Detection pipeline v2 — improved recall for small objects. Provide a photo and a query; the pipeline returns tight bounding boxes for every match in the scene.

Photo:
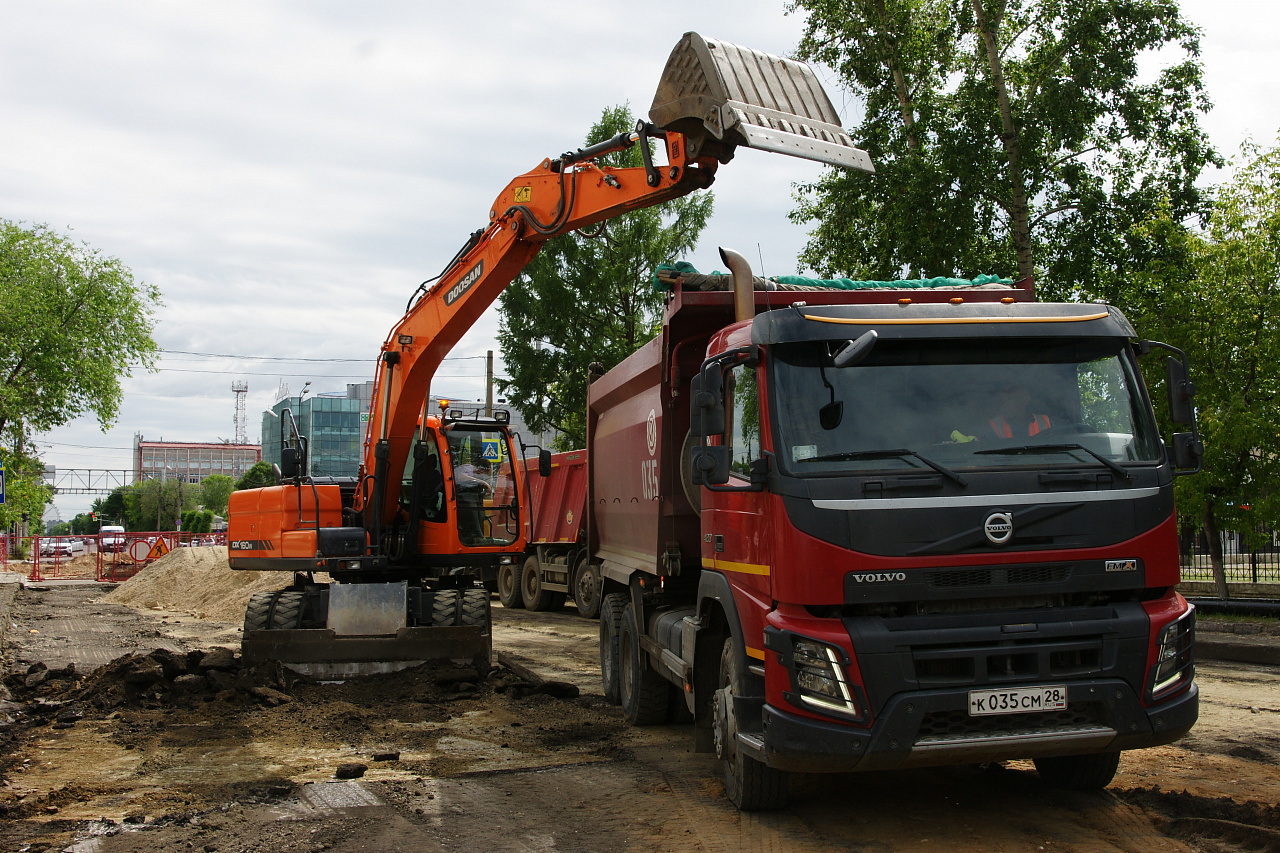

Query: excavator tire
[429,590,462,627]
[243,592,275,633]
[269,591,304,630]
[459,589,488,627]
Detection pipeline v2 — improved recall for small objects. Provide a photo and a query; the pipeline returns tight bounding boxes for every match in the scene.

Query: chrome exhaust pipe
[719,247,755,324]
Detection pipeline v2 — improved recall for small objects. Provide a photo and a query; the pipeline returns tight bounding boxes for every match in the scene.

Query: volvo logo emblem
[984,512,1014,545]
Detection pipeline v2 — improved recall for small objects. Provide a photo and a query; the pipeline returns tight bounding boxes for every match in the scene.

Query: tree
[1126,140,1280,597]
[496,105,713,449]
[0,221,161,444]
[0,446,51,537]
[199,474,234,517]
[788,0,1218,296]
[93,491,128,527]
[235,462,277,491]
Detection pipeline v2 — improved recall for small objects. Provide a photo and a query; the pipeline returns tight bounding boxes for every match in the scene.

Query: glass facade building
[261,382,374,478]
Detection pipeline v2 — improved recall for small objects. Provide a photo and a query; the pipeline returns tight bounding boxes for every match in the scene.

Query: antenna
[231,381,249,445]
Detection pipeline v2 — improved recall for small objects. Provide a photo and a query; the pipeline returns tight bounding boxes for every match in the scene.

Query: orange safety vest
[989,413,1051,438]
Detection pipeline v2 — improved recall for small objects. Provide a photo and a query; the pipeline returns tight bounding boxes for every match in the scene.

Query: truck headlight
[1148,606,1195,701]
[792,637,860,716]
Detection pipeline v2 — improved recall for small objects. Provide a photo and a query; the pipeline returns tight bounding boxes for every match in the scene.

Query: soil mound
[102,547,293,624]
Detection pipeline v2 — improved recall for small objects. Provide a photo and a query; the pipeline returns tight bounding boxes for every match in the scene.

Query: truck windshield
[769,337,1162,476]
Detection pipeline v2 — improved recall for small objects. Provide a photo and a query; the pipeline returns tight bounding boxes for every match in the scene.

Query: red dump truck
[499,450,595,615]
[579,251,1202,810]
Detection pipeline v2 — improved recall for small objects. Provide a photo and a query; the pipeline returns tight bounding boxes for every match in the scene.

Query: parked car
[39,540,74,557]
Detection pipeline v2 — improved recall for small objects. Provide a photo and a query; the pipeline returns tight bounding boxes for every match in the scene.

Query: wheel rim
[522,562,539,601]
[499,565,515,600]
[619,624,634,705]
[576,564,598,609]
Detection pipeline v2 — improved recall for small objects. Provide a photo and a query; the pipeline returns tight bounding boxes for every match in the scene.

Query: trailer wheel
[428,590,462,626]
[243,592,275,632]
[573,557,601,619]
[521,556,556,611]
[1033,752,1121,790]
[270,591,304,630]
[497,561,523,609]
[716,637,788,810]
[459,588,489,627]
[599,593,626,705]
[619,602,671,725]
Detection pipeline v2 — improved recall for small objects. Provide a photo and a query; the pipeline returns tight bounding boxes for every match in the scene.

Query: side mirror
[691,445,731,485]
[833,330,878,368]
[1166,356,1196,426]
[1171,433,1204,474]
[280,447,304,479]
[691,369,726,436]
[538,448,553,478]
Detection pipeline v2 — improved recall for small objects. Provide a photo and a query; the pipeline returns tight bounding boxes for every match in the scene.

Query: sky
[2,0,1275,524]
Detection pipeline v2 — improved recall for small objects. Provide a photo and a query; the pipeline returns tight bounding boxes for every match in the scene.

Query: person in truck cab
[989,382,1051,438]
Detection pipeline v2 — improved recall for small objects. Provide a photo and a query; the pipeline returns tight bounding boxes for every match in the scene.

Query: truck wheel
[497,561,523,609]
[429,590,462,626]
[716,637,788,810]
[459,588,489,627]
[521,556,554,611]
[243,592,275,632]
[619,602,671,725]
[1033,752,1121,790]
[270,591,304,630]
[599,593,626,704]
[574,558,601,619]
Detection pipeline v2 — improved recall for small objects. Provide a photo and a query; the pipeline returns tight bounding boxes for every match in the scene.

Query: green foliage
[235,461,278,491]
[0,221,161,446]
[93,491,128,527]
[49,521,70,536]
[0,446,52,532]
[497,105,713,449]
[180,509,213,534]
[1126,140,1280,538]
[789,0,1219,293]
[69,513,98,535]
[199,474,234,516]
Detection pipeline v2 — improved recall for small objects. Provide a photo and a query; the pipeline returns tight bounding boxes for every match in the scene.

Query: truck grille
[926,565,1071,589]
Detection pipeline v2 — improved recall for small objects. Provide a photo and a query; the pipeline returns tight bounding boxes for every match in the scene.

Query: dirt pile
[102,546,298,623]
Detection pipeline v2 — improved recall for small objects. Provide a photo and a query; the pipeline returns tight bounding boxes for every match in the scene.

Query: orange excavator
[226,32,873,676]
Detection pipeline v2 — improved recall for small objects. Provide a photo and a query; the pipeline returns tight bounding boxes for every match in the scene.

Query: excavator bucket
[650,32,874,173]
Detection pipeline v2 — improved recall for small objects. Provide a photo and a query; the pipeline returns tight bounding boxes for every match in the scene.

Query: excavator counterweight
[227,32,869,675]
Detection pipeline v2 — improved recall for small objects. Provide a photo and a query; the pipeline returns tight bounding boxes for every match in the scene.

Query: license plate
[968,684,1068,716]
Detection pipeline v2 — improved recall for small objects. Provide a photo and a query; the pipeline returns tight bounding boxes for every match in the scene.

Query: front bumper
[755,678,1197,773]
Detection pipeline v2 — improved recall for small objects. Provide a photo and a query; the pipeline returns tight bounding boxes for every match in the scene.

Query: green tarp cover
[654,261,1012,291]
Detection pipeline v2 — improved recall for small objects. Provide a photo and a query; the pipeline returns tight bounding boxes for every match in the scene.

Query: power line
[161,349,488,363]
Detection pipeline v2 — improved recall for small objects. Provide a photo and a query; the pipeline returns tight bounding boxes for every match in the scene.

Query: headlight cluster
[1148,606,1195,701]
[792,638,860,717]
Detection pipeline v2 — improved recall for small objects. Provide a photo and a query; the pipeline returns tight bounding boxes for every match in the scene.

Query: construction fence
[2,532,227,583]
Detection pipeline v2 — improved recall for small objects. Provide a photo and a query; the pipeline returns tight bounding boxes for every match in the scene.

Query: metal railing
[1179,525,1280,585]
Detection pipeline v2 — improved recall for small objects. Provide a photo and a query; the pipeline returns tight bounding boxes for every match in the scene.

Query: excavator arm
[359,32,874,532]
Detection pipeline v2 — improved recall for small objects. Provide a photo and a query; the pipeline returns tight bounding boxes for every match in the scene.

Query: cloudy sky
[3,1,1274,523]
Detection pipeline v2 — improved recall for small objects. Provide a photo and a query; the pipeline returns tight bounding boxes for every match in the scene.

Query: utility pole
[485,350,494,418]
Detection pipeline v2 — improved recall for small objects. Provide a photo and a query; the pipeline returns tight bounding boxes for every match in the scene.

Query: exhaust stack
[719,247,755,324]
[651,32,874,173]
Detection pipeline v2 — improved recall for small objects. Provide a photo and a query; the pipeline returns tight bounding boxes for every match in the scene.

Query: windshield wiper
[973,443,1133,481]
[806,448,967,487]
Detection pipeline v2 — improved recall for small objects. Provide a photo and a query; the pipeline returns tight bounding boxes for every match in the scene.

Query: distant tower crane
[232,381,249,445]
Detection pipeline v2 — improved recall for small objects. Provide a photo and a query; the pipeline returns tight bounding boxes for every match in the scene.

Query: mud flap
[242,626,491,679]
[650,32,875,173]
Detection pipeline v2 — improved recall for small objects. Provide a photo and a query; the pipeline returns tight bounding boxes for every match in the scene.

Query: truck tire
[573,557,601,619]
[521,556,555,611]
[269,591,304,630]
[243,592,275,632]
[619,602,671,725]
[1033,752,1121,790]
[497,561,523,609]
[599,593,626,705]
[459,588,489,627]
[429,590,462,627]
[717,637,788,810]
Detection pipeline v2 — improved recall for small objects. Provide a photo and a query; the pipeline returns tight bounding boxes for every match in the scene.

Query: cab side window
[726,364,761,479]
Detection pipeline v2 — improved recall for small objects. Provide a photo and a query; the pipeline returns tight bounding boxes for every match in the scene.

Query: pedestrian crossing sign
[481,438,502,462]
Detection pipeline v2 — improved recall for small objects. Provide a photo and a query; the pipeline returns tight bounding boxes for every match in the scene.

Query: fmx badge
[481,438,503,462]
[514,186,532,203]
[444,260,484,306]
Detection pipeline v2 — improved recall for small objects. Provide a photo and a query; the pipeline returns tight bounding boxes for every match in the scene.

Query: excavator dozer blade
[650,32,874,173]
[243,625,490,679]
